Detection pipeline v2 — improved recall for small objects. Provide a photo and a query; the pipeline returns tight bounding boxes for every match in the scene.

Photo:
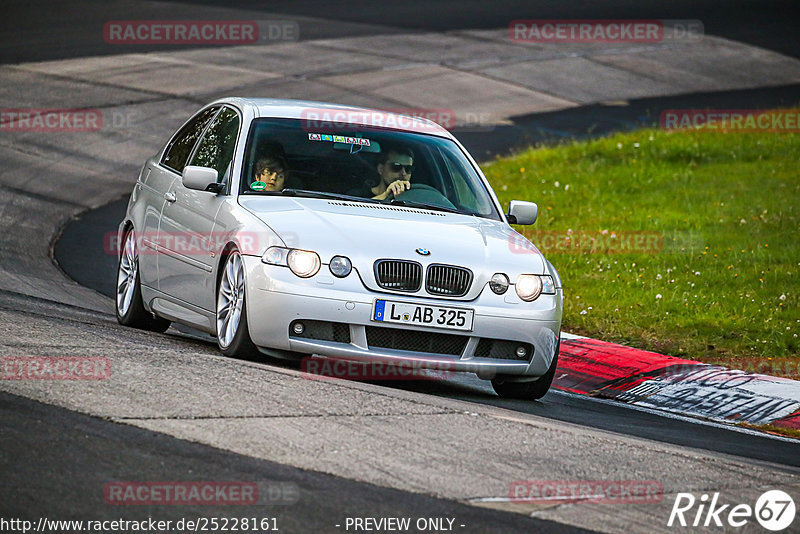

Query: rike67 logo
[668,490,795,531]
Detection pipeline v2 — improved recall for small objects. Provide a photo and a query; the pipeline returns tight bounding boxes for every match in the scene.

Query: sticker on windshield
[308,133,369,146]
[250,180,267,191]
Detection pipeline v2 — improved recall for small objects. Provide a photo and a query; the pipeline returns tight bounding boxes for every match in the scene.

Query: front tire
[216,250,259,359]
[115,228,171,332]
[491,341,559,400]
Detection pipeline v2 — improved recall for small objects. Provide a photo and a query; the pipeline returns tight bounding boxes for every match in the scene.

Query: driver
[348,145,414,200]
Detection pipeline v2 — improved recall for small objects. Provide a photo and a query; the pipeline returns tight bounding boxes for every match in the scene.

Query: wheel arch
[214,241,240,296]
[118,220,135,261]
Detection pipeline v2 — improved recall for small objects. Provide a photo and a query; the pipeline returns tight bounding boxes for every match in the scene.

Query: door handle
[164,192,177,203]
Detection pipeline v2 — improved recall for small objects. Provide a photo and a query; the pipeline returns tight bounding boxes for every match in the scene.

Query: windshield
[239,117,501,220]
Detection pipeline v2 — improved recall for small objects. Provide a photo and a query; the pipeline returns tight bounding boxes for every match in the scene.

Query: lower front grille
[474,338,534,361]
[289,321,532,362]
[366,326,467,355]
[290,320,351,343]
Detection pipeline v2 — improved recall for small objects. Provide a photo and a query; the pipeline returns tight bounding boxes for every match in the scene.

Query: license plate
[372,299,474,332]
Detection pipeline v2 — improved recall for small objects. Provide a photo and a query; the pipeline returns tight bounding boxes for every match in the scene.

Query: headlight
[515,274,557,301]
[329,255,352,278]
[515,274,543,301]
[489,273,509,295]
[261,246,288,265]
[287,249,321,278]
[540,275,556,295]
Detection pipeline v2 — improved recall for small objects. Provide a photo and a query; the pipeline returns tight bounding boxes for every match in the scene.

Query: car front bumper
[242,256,562,378]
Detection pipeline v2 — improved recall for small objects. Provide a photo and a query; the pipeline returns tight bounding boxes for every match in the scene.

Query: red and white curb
[556,333,800,432]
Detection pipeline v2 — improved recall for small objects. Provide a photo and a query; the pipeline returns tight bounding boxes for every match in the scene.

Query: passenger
[348,145,414,200]
[251,144,289,192]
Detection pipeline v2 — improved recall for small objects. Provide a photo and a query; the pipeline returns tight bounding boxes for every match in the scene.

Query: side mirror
[182,166,222,193]
[507,200,537,225]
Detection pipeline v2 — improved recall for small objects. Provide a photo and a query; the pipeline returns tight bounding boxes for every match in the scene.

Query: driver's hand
[385,180,411,198]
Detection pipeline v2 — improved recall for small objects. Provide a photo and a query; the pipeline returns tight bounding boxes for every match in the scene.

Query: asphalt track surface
[5,1,800,532]
[5,1,799,160]
[1,392,592,533]
[3,0,800,64]
[56,198,800,470]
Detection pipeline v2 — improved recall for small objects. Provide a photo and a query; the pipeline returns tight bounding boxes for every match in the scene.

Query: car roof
[214,97,454,139]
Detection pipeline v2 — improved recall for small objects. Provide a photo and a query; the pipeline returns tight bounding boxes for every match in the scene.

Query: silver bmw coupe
[116,98,563,399]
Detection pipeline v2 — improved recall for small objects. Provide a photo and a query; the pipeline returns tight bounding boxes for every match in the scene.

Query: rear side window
[161,106,219,173]
[189,107,240,182]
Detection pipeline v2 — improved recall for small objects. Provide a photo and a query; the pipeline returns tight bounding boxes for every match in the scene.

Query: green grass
[481,113,800,372]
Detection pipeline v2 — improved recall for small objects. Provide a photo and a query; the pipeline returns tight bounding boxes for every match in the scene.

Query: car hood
[239,196,546,297]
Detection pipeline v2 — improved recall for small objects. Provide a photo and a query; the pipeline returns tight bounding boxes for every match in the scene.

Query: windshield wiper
[388,198,462,214]
[280,189,379,203]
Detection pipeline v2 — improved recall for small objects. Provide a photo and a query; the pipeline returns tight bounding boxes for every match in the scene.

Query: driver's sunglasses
[388,162,414,173]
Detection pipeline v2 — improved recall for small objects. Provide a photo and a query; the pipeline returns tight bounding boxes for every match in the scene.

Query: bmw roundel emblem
[415,248,431,256]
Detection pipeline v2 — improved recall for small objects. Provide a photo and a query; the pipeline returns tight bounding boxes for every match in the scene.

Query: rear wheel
[216,250,259,358]
[115,229,171,332]
[491,341,559,400]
